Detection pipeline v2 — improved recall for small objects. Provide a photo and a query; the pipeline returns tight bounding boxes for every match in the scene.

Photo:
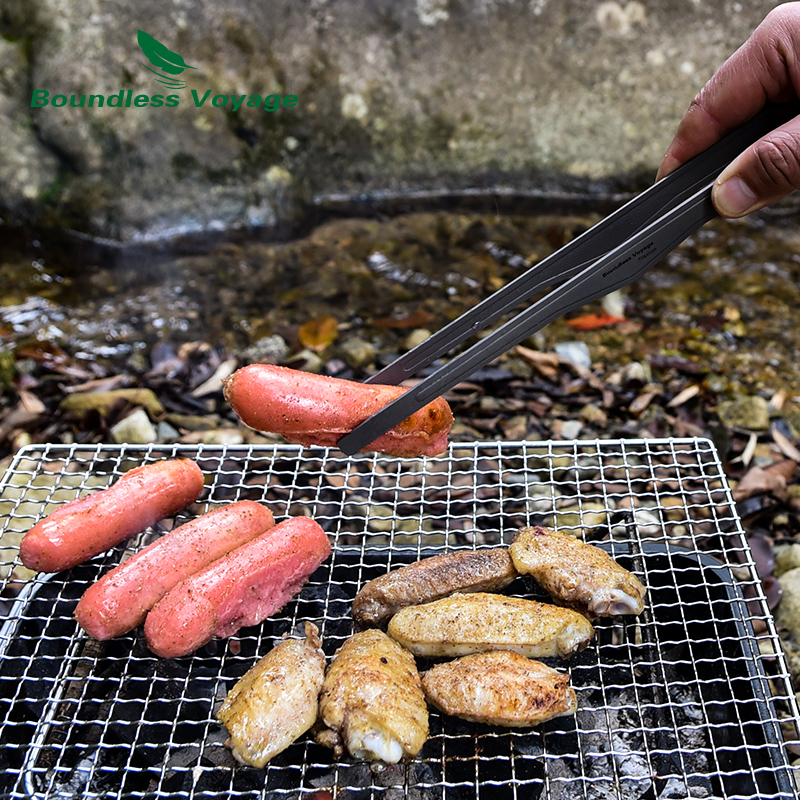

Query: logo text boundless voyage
[30,30,298,112]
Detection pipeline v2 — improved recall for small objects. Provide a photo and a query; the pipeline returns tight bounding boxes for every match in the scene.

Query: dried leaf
[771,424,800,462]
[514,346,560,380]
[732,462,793,502]
[373,309,436,329]
[629,391,658,417]
[298,315,339,352]
[566,312,626,331]
[667,383,701,408]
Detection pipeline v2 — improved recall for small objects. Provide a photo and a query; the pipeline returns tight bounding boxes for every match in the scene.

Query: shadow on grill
[0,542,795,800]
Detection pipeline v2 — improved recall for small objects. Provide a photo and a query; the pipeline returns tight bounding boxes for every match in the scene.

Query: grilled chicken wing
[421,650,577,727]
[352,549,518,627]
[509,526,646,617]
[217,622,325,767]
[387,592,594,659]
[315,629,429,763]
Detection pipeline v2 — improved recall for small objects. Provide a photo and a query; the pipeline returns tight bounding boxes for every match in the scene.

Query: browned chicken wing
[387,592,594,659]
[509,526,646,617]
[217,622,325,768]
[352,549,518,627]
[421,650,577,727]
[315,629,429,763]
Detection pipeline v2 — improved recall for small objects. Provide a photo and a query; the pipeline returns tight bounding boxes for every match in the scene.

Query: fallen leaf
[732,460,796,502]
[668,383,701,408]
[566,311,626,331]
[514,346,560,381]
[59,388,165,419]
[298,315,339,352]
[629,390,658,417]
[772,424,800,462]
[372,309,436,329]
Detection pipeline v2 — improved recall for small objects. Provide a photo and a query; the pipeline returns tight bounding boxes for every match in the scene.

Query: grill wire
[1,438,799,800]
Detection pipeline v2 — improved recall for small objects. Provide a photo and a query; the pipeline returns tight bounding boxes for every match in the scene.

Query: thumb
[712,120,800,218]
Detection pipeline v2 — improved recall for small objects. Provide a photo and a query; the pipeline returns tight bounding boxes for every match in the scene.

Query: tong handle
[366,99,800,387]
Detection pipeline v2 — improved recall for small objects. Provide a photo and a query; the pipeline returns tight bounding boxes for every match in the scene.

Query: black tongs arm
[338,100,800,456]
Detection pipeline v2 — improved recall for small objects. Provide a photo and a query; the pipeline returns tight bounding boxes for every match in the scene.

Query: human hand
[657,2,800,217]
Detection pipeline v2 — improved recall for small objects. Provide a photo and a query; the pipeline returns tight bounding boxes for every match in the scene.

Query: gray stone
[776,544,800,578]
[554,341,592,369]
[241,335,290,365]
[339,337,376,370]
[777,568,800,641]
[715,396,771,431]
[110,408,158,444]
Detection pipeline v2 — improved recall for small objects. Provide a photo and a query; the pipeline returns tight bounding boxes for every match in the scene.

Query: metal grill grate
[1,438,799,799]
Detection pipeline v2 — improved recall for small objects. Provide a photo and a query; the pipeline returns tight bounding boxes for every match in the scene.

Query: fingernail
[713,176,757,218]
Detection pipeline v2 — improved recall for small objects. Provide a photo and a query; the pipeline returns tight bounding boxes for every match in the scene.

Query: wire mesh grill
[0,438,799,800]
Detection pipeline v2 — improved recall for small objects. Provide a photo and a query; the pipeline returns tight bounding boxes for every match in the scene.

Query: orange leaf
[566,312,627,331]
[298,315,339,352]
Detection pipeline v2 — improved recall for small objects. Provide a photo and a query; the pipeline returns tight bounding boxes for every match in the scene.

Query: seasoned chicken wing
[421,650,577,727]
[315,629,429,763]
[387,592,594,659]
[352,549,518,627]
[217,622,325,768]
[509,526,646,617]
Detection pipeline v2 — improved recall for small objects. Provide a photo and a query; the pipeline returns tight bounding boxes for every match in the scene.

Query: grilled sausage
[222,364,453,458]
[19,459,205,573]
[143,516,331,658]
[74,500,275,640]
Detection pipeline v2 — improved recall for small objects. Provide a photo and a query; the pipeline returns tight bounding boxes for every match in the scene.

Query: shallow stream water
[2,205,800,401]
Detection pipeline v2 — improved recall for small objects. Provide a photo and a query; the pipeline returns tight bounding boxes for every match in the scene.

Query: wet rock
[557,419,584,440]
[715,396,770,432]
[339,337,376,370]
[110,408,157,445]
[775,544,800,578]
[553,341,591,369]
[546,502,609,532]
[403,328,432,352]
[60,389,165,419]
[178,429,245,445]
[241,335,290,365]
[776,568,800,641]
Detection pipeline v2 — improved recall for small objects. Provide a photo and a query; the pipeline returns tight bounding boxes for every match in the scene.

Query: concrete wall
[0,0,784,240]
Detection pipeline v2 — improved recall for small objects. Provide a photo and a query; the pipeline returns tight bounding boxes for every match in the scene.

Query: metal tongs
[338,100,800,455]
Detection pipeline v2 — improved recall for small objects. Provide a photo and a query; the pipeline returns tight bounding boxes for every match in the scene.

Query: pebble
[553,341,591,369]
[241,334,290,364]
[339,337,376,370]
[110,408,157,444]
[546,502,608,532]
[559,419,583,440]
[404,328,432,351]
[715,395,770,431]
[775,567,800,640]
[775,544,800,577]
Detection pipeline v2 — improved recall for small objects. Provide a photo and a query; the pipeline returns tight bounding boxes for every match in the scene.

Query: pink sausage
[74,500,275,640]
[19,459,205,573]
[223,364,453,458]
[144,516,331,659]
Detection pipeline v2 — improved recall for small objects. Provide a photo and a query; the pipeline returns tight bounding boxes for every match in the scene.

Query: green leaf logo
[137,30,196,90]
